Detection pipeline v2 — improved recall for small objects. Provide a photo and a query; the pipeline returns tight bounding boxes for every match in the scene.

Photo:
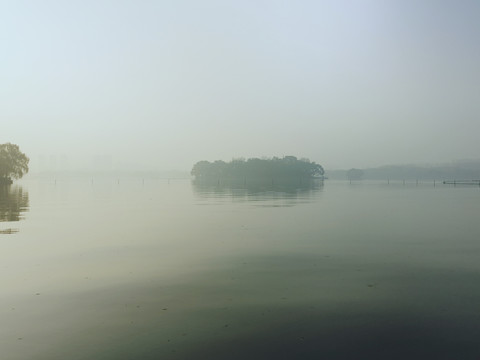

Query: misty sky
[2,0,479,172]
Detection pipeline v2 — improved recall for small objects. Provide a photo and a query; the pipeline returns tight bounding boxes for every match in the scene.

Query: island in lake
[191,156,324,181]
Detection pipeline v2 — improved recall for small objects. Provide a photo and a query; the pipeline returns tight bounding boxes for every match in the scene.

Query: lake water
[1,177,480,359]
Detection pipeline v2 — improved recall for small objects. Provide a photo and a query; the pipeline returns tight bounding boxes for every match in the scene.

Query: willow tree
[0,143,29,184]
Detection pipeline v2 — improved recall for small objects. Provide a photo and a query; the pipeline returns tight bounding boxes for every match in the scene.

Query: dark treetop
[191,156,324,181]
[0,143,29,185]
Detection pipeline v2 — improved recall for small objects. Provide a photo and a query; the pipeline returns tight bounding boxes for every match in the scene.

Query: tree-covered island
[191,156,324,181]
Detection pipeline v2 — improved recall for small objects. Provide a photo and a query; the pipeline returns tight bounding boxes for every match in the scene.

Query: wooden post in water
[416,179,418,186]
[403,179,405,186]
[387,179,389,185]
[434,180,436,187]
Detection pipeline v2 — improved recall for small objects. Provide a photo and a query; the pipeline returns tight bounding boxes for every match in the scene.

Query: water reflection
[192,178,323,206]
[0,185,29,234]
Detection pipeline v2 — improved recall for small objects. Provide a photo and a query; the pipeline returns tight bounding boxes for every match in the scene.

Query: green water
[1,178,480,359]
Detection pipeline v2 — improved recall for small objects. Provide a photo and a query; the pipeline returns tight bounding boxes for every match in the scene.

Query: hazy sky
[2,0,479,171]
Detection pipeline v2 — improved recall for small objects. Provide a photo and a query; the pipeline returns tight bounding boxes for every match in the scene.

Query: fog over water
[2,1,480,171]
[2,2,480,359]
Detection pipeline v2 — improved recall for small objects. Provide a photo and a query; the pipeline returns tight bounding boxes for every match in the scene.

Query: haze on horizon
[2,0,479,173]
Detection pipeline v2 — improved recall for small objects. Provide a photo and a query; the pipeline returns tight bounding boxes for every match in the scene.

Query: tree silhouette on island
[191,156,324,181]
[0,143,29,185]
[347,168,364,181]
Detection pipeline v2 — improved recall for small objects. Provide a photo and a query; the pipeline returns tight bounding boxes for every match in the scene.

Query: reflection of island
[192,178,323,206]
[0,185,29,234]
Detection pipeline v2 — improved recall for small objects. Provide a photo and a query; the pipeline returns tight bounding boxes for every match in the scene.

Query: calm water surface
[1,178,480,359]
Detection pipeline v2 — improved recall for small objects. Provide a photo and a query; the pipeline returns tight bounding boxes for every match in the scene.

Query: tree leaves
[0,143,29,182]
[191,156,324,180]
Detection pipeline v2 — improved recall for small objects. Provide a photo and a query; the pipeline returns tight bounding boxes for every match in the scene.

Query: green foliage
[0,143,29,183]
[191,156,324,180]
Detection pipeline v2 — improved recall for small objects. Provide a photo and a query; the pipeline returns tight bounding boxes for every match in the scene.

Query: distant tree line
[327,161,480,181]
[191,156,324,181]
[347,168,364,181]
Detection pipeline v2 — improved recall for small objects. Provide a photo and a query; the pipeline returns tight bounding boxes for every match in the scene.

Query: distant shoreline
[326,160,480,181]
